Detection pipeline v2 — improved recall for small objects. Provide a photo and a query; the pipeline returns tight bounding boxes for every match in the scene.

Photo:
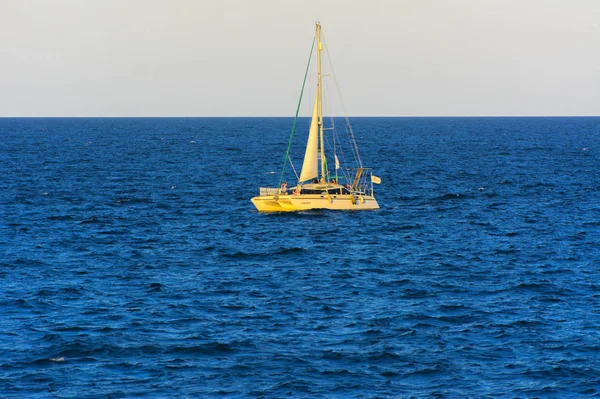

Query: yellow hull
[251,193,379,213]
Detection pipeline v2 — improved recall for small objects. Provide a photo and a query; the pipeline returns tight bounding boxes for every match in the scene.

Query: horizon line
[1,115,599,119]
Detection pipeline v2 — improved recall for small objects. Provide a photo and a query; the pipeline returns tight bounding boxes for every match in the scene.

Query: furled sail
[298,91,319,182]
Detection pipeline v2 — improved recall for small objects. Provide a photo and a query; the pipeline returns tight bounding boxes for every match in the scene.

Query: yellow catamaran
[251,23,380,213]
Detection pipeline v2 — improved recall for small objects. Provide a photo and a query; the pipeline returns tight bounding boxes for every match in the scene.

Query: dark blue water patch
[1,117,600,397]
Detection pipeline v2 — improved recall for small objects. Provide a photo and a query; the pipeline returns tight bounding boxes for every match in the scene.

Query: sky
[1,0,599,117]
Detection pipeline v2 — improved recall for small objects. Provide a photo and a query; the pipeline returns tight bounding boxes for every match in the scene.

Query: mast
[316,22,326,183]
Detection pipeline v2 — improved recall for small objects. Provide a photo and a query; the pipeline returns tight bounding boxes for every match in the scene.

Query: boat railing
[353,185,373,196]
[259,187,280,196]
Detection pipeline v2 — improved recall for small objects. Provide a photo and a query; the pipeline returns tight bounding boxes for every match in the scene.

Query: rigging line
[288,156,299,180]
[332,122,352,182]
[342,121,359,168]
[322,125,351,183]
[278,37,316,187]
[325,106,350,182]
[323,82,354,183]
[337,111,359,170]
[323,76,352,183]
[321,32,363,168]
[322,89,348,182]
[322,70,348,182]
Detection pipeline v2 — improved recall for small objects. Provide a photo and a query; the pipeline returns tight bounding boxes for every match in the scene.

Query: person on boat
[280,182,287,194]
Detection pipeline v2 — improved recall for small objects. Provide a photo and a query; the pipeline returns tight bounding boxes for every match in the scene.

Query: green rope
[278,37,316,187]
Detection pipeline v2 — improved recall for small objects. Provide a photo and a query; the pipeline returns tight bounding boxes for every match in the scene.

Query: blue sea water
[1,116,600,398]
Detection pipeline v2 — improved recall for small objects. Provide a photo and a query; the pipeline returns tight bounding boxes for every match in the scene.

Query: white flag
[334,155,340,170]
[371,175,381,184]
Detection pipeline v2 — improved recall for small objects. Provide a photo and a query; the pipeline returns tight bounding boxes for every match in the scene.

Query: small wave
[487,282,574,297]
[78,216,101,224]
[8,298,32,309]
[147,282,164,292]
[437,314,479,324]
[320,368,355,376]
[13,258,48,267]
[438,304,470,311]
[220,251,264,259]
[394,195,420,201]
[390,223,423,231]
[15,196,34,205]
[115,197,153,204]
[366,349,408,363]
[260,380,312,394]
[359,267,386,274]
[493,247,518,255]
[220,246,306,259]
[401,289,432,298]
[515,282,559,292]
[523,182,556,189]
[537,296,563,303]
[411,365,445,375]
[37,287,85,298]
[47,215,75,221]
[41,333,61,342]
[53,325,86,332]
[274,246,306,255]
[98,229,128,235]
[469,220,491,227]
[166,341,253,355]
[378,279,410,287]
[435,193,470,201]
[28,357,67,365]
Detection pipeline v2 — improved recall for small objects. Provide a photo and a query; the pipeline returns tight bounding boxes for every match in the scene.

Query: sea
[1,116,600,398]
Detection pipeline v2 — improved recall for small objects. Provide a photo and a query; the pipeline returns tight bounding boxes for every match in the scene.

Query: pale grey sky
[1,0,599,116]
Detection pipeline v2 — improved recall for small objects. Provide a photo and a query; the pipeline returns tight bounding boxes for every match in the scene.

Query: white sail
[298,91,320,182]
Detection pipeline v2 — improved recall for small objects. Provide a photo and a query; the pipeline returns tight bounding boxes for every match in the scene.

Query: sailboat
[251,23,380,213]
